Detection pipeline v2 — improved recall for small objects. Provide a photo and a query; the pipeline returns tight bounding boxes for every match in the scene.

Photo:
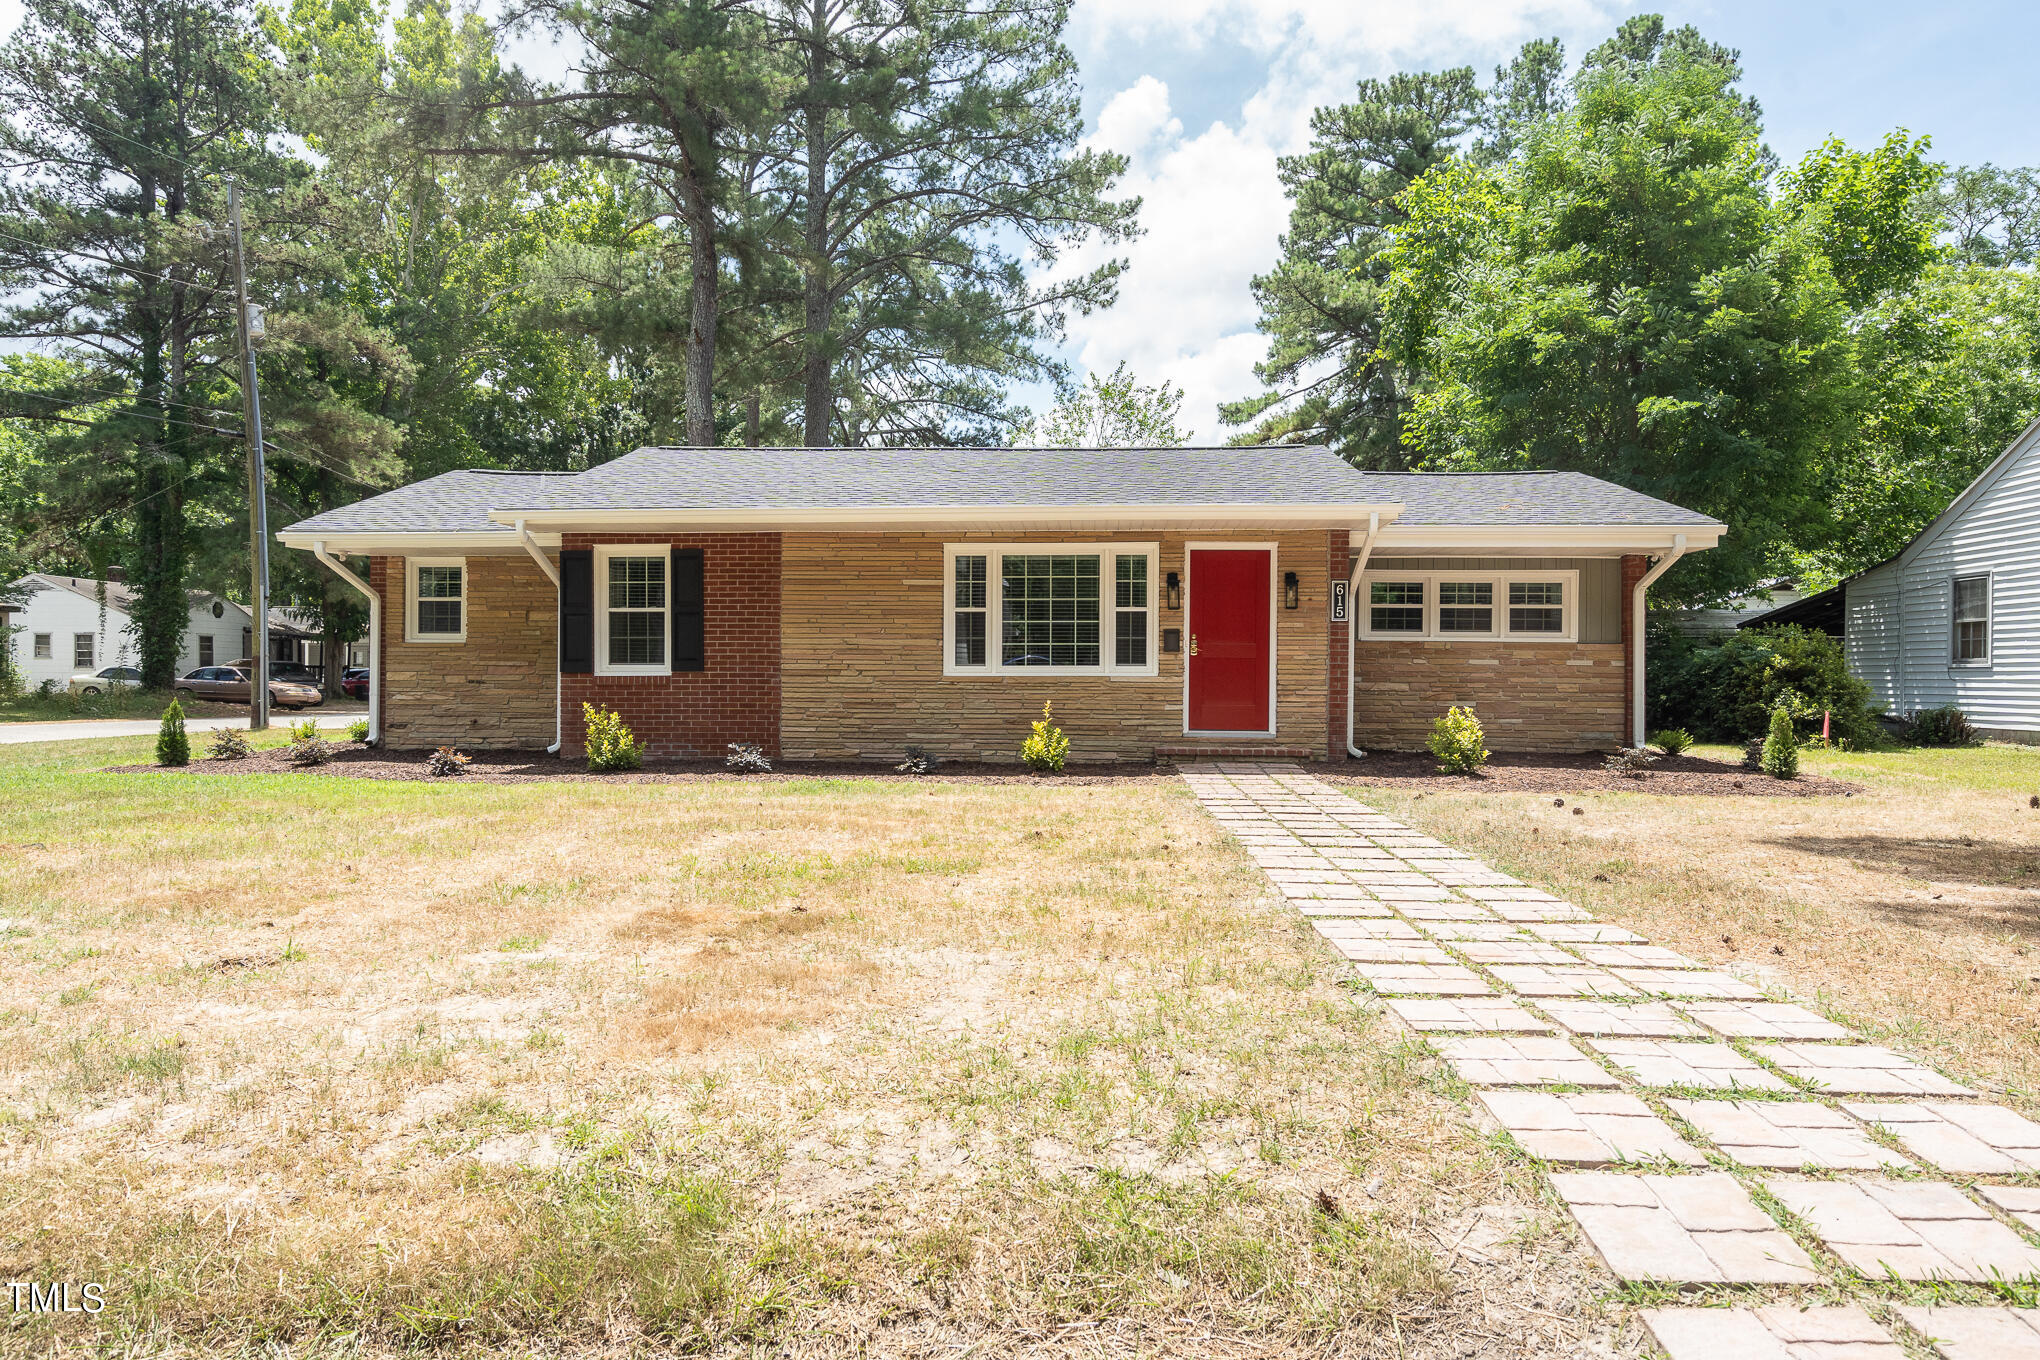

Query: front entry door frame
[1183,541,1278,737]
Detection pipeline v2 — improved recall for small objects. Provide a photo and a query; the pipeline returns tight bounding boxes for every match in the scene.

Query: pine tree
[1760,705,1799,780]
[156,698,190,766]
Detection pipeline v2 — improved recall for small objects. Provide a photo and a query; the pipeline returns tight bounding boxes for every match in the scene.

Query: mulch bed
[106,745,1172,786]
[1319,749,1859,798]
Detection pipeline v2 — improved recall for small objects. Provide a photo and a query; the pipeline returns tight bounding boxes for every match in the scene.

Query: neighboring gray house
[1744,416,2040,741]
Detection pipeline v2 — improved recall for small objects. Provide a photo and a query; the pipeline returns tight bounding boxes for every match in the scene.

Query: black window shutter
[671,547,705,672]
[559,549,593,674]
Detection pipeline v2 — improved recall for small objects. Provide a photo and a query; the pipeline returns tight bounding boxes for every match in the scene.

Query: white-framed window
[32,633,51,659]
[1952,574,1990,664]
[1359,570,1579,642]
[198,635,214,667]
[942,542,1159,677]
[595,546,668,675]
[73,633,94,669]
[404,557,466,643]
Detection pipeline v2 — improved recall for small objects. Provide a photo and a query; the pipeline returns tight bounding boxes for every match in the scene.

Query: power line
[0,387,383,487]
[0,224,239,303]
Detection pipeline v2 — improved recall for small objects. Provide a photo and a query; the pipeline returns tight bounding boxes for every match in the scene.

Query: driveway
[0,710,366,745]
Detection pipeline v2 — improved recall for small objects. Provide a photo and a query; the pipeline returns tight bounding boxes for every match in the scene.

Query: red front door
[1187,548,1271,733]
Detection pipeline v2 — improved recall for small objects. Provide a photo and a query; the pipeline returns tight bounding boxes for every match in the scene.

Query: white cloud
[1054,0,1619,441]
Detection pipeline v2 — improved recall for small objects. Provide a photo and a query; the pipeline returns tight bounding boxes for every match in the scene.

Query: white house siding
[4,577,254,690]
[1847,422,2040,738]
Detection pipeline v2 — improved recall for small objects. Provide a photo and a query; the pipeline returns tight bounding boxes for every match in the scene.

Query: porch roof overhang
[1366,522,1724,556]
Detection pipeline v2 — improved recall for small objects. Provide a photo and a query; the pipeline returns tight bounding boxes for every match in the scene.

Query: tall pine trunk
[801,12,831,448]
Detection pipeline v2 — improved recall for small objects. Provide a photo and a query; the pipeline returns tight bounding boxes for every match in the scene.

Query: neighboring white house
[1746,417,2040,741]
[1655,579,1810,637]
[2,575,258,691]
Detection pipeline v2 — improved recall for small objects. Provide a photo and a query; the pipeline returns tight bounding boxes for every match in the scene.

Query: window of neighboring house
[32,633,50,659]
[73,634,93,669]
[1952,575,1990,663]
[943,544,1158,677]
[595,548,667,674]
[1361,572,1578,641]
[405,558,466,642]
[198,635,214,667]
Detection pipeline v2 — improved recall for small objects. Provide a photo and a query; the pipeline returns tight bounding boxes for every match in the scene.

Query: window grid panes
[1508,581,1564,634]
[415,564,463,636]
[1114,554,1148,667]
[1953,576,1989,662]
[198,635,213,666]
[1370,581,1424,632]
[32,634,50,658]
[953,555,987,666]
[606,556,667,667]
[1437,580,1493,633]
[1000,554,1100,667]
[73,634,93,669]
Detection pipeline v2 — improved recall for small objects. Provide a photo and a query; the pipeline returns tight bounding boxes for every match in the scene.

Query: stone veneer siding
[370,554,557,749]
[780,529,1335,762]
[558,532,782,761]
[1352,640,1628,752]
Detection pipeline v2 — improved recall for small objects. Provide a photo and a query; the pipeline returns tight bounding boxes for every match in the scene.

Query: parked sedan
[339,667,369,700]
[67,666,144,696]
[174,666,325,710]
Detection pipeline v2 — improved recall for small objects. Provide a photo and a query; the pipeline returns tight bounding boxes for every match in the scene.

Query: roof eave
[1376,523,1723,552]
[481,503,1410,530]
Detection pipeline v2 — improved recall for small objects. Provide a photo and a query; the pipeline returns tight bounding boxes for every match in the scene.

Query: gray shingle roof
[276,447,1718,536]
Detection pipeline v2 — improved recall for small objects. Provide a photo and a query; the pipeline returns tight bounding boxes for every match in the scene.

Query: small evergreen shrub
[426,746,471,777]
[582,703,643,772]
[1904,705,1978,747]
[155,699,189,767]
[725,742,772,773]
[1428,706,1489,775]
[896,745,939,775]
[287,736,331,767]
[1648,728,1695,757]
[287,717,320,742]
[1604,747,1659,777]
[1742,738,1765,771]
[1020,701,1069,773]
[1760,705,1800,780]
[207,727,253,760]
[346,718,371,743]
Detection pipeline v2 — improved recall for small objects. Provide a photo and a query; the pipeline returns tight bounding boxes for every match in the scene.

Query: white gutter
[1345,512,1379,759]
[1629,533,1688,747]
[309,540,379,746]
[515,518,563,755]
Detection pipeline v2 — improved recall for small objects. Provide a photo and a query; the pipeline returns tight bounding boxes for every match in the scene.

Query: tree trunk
[800,6,832,447]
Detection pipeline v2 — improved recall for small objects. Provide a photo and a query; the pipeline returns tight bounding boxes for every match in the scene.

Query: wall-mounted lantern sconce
[1165,571,1181,610]
[1283,571,1300,610]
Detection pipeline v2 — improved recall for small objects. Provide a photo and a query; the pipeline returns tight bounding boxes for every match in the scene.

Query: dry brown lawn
[0,735,1629,1358]
[1359,743,2040,1108]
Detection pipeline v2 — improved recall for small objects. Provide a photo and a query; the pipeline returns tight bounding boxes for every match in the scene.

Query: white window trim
[941,542,1160,678]
[404,557,468,643]
[1182,541,1279,738]
[73,633,94,669]
[1358,569,1581,643]
[1950,572,1991,667]
[594,545,672,676]
[32,633,51,659]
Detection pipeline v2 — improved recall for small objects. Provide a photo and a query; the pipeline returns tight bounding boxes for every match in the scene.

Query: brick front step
[1158,744,1317,760]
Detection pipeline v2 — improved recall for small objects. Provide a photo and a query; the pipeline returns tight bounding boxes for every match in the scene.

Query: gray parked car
[174,666,324,710]
[67,666,143,696]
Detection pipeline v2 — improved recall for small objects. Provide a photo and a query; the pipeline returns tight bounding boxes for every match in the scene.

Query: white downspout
[1345,512,1379,759]
[309,540,380,746]
[1629,533,1688,748]
[515,518,564,755]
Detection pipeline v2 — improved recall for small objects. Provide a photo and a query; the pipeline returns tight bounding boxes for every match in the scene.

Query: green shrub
[287,736,330,767]
[207,727,253,760]
[155,699,189,767]
[426,746,471,777]
[1648,728,1695,757]
[1904,705,1978,747]
[1427,706,1489,775]
[346,718,371,743]
[1648,623,1882,747]
[583,703,643,772]
[1020,701,1068,773]
[287,717,320,742]
[1760,704,1799,779]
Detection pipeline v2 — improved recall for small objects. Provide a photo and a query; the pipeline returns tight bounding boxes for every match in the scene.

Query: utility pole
[228,181,270,731]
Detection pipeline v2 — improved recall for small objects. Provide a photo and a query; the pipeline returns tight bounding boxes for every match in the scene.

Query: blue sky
[4,0,2035,440]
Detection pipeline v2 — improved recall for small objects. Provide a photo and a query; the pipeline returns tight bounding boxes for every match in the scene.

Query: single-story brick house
[275,445,1721,762]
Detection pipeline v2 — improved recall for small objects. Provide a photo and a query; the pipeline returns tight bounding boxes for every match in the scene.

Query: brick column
[1620,553,1649,746]
[1327,529,1350,760]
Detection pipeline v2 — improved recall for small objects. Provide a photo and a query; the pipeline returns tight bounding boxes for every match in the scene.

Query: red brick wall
[559,533,781,760]
[1620,553,1648,747]
[1327,529,1350,758]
